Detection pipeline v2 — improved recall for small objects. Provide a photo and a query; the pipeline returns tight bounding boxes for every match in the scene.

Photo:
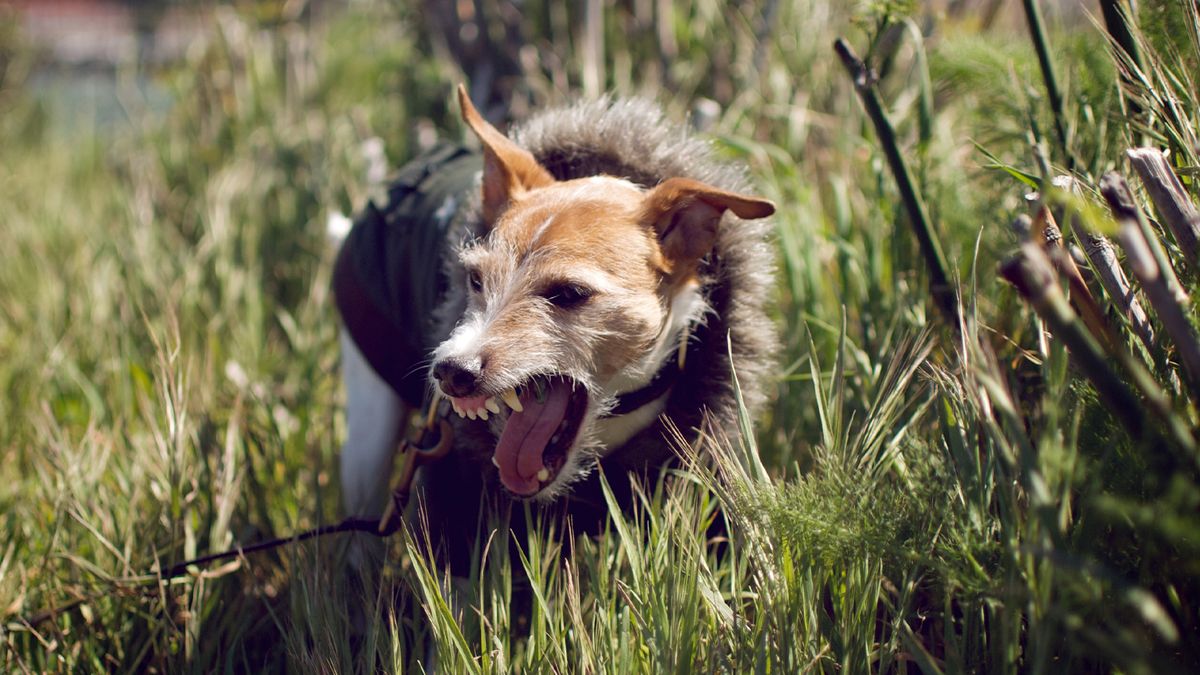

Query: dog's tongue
[493,380,570,495]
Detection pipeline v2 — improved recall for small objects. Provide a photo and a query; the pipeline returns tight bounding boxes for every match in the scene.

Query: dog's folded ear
[458,84,556,226]
[641,177,775,276]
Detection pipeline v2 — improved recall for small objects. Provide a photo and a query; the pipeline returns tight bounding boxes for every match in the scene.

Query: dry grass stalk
[1032,205,1115,351]
[1001,243,1148,440]
[1057,176,1157,353]
[1000,243,1196,458]
[1102,172,1200,406]
[1126,147,1200,265]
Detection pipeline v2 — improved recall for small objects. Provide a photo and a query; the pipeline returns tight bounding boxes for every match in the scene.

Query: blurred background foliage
[2,0,1200,671]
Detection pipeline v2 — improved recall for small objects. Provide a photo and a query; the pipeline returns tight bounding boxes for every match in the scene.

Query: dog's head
[431,85,774,500]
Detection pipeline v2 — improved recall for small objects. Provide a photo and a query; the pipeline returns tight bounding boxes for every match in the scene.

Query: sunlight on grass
[3,0,1200,671]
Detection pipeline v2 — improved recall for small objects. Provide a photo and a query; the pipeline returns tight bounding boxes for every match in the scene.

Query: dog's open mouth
[447,375,588,496]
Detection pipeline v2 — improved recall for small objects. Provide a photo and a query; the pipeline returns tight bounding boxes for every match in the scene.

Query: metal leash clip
[377,390,453,534]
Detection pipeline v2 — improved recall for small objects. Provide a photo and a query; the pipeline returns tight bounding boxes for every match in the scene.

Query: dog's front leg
[339,329,408,528]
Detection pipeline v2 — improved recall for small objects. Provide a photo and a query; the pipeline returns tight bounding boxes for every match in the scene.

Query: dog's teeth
[492,455,500,468]
[501,388,524,413]
[478,408,488,421]
[451,400,463,417]
[466,408,477,420]
[536,467,550,482]
[485,397,500,414]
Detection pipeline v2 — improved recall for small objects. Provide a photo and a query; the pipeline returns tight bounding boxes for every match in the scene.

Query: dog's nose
[432,359,481,398]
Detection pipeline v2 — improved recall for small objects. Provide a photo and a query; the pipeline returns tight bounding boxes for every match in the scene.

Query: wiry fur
[414,96,778,571]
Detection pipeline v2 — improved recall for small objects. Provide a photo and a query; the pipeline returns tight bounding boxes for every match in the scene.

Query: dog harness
[334,142,482,408]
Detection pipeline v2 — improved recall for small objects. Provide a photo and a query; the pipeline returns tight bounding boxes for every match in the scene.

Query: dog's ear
[458,84,555,226]
[642,177,775,275]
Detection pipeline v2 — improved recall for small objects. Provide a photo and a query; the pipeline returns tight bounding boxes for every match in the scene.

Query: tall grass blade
[1021,0,1074,170]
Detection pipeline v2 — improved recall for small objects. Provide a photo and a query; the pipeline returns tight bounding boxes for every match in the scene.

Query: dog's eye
[467,269,483,294]
[542,283,592,309]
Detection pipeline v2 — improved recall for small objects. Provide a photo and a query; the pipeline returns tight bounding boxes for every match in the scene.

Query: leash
[9,393,453,631]
[157,391,453,579]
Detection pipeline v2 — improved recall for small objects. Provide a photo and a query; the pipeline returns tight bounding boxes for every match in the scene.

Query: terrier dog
[334,86,776,571]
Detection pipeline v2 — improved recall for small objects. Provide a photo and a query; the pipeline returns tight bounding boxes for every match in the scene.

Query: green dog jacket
[333,142,481,407]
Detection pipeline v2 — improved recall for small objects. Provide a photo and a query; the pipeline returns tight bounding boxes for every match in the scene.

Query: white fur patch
[593,394,668,448]
[604,281,706,396]
[433,313,486,366]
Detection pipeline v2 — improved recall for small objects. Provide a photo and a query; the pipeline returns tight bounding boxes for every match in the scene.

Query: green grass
[3,0,1200,671]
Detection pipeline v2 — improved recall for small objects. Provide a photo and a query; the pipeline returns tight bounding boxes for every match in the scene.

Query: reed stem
[1021,0,1074,171]
[1102,172,1200,405]
[834,37,958,332]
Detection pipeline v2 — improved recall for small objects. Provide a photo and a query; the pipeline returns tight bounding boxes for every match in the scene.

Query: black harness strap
[602,361,680,418]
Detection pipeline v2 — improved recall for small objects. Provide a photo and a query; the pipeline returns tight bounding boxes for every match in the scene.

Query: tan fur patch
[461,177,668,390]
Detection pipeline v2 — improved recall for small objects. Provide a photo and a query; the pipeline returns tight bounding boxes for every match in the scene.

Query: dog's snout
[433,359,481,397]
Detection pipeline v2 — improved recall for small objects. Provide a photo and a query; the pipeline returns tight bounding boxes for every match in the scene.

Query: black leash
[7,515,401,632]
[156,515,397,580]
[156,412,454,580]
[158,358,681,578]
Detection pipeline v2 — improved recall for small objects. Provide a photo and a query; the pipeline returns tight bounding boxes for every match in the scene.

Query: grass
[2,0,1200,671]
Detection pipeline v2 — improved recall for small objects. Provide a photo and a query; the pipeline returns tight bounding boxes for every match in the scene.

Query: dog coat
[333,142,481,408]
[334,102,777,576]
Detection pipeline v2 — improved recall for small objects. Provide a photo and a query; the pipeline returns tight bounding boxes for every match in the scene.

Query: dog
[334,85,777,572]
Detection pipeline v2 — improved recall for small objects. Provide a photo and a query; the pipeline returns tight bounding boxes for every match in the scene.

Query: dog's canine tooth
[477,408,489,421]
[501,388,523,413]
[536,467,550,482]
[491,455,500,468]
[484,397,500,414]
[451,400,463,417]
